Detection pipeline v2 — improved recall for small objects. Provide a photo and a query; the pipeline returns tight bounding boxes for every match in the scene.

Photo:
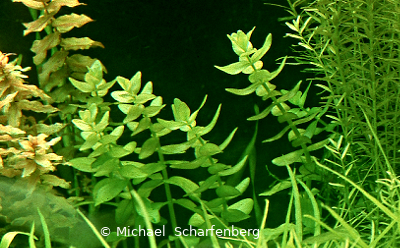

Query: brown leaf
[7,104,23,127]
[0,92,18,110]
[31,32,61,65]
[47,0,85,12]
[0,124,25,135]
[12,0,49,10]
[0,134,12,142]
[23,11,56,36]
[39,50,69,85]
[35,123,65,135]
[53,13,93,33]
[17,100,58,113]
[0,167,21,178]
[66,55,108,80]
[60,37,104,51]
[13,82,51,102]
[40,174,70,189]
[66,54,97,73]
[44,65,68,92]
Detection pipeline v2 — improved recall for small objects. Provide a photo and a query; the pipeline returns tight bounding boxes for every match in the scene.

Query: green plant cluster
[1,0,400,247]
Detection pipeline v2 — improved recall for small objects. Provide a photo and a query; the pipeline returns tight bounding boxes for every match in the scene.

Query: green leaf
[271,103,291,116]
[69,77,94,93]
[69,157,96,172]
[215,61,250,75]
[166,176,200,198]
[94,111,109,132]
[262,126,290,143]
[288,129,306,142]
[89,144,109,158]
[143,105,165,117]
[247,104,274,121]
[251,33,272,62]
[123,141,137,154]
[109,145,132,158]
[291,136,312,147]
[228,198,254,214]
[208,163,230,174]
[194,175,219,194]
[259,180,293,196]
[157,118,185,130]
[138,179,163,198]
[93,178,128,206]
[199,143,222,156]
[141,81,153,94]
[228,27,255,56]
[216,185,241,198]
[1,231,33,248]
[221,209,250,222]
[132,117,151,136]
[97,79,116,97]
[170,156,208,169]
[141,163,166,176]
[277,112,298,123]
[225,82,259,96]
[172,98,191,122]
[112,91,135,103]
[272,139,332,166]
[79,132,99,150]
[85,61,102,84]
[135,93,156,105]
[128,72,142,94]
[175,199,198,212]
[276,80,302,104]
[139,137,158,159]
[188,213,210,227]
[219,128,238,151]
[304,120,318,139]
[188,95,208,124]
[160,139,194,155]
[298,82,312,108]
[134,196,165,223]
[218,155,248,176]
[120,164,148,179]
[99,134,119,145]
[268,57,287,81]
[105,232,127,243]
[115,75,132,94]
[118,104,144,123]
[115,200,134,225]
[94,158,119,177]
[100,126,124,143]
[232,177,250,196]
[272,149,303,166]
[72,119,91,131]
[199,104,221,136]
[89,153,111,170]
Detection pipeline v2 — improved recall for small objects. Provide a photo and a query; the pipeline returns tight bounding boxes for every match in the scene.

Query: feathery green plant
[277,0,400,246]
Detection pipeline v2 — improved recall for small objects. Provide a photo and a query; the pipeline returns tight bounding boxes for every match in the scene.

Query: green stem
[152,133,180,248]
[246,55,314,172]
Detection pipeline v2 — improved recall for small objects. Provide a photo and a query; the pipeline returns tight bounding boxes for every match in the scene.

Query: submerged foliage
[1,0,400,247]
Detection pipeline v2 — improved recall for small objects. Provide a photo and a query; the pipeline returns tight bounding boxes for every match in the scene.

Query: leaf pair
[215,27,272,75]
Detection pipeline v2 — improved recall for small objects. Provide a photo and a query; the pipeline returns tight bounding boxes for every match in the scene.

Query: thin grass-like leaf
[37,208,51,248]
[77,209,111,248]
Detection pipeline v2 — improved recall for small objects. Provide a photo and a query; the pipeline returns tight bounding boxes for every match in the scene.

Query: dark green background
[0,0,310,227]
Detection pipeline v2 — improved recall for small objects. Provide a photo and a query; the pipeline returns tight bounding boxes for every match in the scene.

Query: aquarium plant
[0,0,400,247]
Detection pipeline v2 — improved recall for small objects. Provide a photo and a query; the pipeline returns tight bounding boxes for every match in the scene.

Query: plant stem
[153,134,181,248]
